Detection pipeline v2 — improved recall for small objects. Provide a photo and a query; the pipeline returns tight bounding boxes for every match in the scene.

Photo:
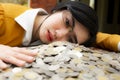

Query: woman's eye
[66,18,70,26]
[68,37,73,43]
[68,34,77,43]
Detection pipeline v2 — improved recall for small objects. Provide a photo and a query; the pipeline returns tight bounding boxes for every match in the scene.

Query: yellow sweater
[0,3,30,46]
[96,32,120,52]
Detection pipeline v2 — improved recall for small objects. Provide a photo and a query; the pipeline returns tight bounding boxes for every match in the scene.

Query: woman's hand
[0,44,37,69]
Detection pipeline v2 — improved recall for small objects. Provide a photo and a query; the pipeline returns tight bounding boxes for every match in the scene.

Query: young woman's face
[39,10,89,44]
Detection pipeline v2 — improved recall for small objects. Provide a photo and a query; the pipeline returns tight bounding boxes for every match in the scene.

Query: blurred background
[0,0,120,34]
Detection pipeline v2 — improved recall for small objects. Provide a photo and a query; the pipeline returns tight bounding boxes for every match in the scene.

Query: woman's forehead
[55,10,72,15]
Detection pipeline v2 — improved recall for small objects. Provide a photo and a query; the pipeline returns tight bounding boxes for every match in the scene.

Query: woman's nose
[55,28,70,40]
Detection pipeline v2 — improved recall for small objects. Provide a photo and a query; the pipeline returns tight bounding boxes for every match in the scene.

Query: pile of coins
[0,41,120,80]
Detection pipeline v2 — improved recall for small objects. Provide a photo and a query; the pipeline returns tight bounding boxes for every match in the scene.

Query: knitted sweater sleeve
[96,32,120,52]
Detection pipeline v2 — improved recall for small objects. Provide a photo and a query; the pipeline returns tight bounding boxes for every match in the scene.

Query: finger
[12,47,37,56]
[1,55,26,67]
[12,52,35,63]
[0,59,8,69]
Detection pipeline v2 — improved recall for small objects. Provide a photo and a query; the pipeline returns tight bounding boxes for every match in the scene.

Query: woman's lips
[47,30,53,42]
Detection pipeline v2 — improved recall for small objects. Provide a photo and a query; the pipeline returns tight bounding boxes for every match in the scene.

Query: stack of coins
[0,41,120,80]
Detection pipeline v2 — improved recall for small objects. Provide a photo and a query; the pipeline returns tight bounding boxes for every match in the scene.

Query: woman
[0,1,97,69]
[0,1,119,69]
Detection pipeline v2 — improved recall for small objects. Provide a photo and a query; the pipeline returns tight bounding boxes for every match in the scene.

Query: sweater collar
[15,8,48,46]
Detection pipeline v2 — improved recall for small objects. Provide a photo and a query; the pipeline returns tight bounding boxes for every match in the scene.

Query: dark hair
[52,1,99,47]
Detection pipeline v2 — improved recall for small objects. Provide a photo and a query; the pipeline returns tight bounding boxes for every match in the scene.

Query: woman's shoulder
[0,3,31,18]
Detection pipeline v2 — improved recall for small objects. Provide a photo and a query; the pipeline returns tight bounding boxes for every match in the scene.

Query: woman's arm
[96,32,120,52]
